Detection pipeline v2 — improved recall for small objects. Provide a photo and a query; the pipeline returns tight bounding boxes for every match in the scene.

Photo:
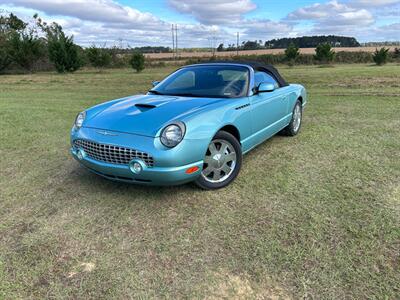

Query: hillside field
[145,46,398,59]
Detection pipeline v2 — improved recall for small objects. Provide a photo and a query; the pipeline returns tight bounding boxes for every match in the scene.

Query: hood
[84,94,221,137]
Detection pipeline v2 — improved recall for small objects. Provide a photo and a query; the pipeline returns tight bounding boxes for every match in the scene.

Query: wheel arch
[297,96,303,104]
[217,124,241,143]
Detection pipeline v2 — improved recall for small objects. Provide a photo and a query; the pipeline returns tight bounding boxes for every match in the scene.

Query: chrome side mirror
[257,83,275,93]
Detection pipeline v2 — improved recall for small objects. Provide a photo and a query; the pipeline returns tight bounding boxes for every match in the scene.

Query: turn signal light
[186,166,199,174]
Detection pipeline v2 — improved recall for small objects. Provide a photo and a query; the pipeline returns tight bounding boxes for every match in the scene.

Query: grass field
[0,64,399,299]
[145,46,399,59]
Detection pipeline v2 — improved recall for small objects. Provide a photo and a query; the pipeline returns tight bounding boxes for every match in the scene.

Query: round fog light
[77,150,84,160]
[130,162,143,174]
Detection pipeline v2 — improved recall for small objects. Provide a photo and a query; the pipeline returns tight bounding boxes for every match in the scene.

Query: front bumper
[70,127,206,185]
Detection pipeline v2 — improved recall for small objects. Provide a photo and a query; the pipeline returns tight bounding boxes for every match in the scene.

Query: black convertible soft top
[195,61,289,87]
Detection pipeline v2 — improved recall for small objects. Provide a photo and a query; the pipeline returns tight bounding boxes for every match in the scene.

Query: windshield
[150,65,249,98]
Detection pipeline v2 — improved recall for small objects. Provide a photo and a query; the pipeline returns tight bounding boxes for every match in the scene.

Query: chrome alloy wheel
[201,139,237,183]
[293,104,302,133]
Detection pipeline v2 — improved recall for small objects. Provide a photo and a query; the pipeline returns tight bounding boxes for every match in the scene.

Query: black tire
[281,100,302,136]
[195,131,242,190]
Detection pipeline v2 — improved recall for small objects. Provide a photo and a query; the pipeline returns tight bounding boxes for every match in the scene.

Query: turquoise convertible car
[71,62,306,189]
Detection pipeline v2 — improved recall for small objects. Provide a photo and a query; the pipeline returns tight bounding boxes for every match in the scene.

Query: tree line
[0,13,146,74]
[194,43,399,67]
[1,13,398,74]
[283,43,397,66]
[217,35,361,52]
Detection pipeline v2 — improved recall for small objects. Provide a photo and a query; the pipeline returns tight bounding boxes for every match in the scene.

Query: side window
[254,71,279,89]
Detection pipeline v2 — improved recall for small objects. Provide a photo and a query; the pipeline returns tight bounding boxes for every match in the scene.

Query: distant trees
[86,46,111,69]
[265,35,360,49]
[130,46,170,53]
[130,52,145,73]
[284,43,300,66]
[242,40,262,50]
[315,43,335,64]
[1,14,397,74]
[373,48,389,65]
[215,35,360,52]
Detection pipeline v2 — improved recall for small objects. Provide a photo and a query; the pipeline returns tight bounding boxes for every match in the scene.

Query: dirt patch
[207,271,291,300]
[67,262,96,278]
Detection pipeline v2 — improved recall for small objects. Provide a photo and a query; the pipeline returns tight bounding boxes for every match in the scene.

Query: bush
[0,13,23,72]
[314,43,335,64]
[373,48,390,66]
[36,17,81,73]
[394,48,400,59]
[86,46,111,69]
[0,39,11,72]
[1,13,45,72]
[284,43,300,66]
[108,46,128,68]
[130,52,145,73]
[335,51,373,64]
[8,31,45,71]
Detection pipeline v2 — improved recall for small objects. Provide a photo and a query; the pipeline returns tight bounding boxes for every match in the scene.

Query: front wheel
[195,131,242,190]
[281,100,302,136]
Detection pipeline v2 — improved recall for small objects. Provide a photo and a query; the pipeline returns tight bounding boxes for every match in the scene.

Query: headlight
[160,122,185,148]
[75,111,86,128]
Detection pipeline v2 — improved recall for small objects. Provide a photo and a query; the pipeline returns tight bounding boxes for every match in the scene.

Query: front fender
[181,97,252,151]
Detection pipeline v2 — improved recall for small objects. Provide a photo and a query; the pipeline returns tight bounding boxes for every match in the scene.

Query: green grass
[0,64,399,299]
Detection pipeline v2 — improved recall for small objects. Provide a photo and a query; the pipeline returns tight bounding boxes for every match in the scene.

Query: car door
[250,71,288,143]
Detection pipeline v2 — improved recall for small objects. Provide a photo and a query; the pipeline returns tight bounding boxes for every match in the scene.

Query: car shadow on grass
[69,163,198,196]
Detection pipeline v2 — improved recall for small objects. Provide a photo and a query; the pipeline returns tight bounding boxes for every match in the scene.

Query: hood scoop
[135,103,156,112]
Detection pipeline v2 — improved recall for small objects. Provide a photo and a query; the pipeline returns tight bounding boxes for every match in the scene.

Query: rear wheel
[281,100,302,136]
[195,131,242,190]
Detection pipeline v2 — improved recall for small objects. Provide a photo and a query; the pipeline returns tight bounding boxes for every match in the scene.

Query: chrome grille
[73,139,154,167]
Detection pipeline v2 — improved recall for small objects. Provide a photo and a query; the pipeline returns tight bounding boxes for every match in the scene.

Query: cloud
[168,0,256,25]
[287,0,375,35]
[373,22,400,40]
[239,19,293,39]
[349,0,400,7]
[287,0,351,19]
[0,0,167,30]
[1,0,399,46]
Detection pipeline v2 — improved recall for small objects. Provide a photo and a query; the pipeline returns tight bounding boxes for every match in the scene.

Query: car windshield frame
[149,65,250,99]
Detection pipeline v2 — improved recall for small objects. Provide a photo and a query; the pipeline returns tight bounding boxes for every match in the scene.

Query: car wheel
[195,131,242,190]
[281,100,302,136]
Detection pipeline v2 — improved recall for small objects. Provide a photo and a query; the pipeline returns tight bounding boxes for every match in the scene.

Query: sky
[0,0,399,48]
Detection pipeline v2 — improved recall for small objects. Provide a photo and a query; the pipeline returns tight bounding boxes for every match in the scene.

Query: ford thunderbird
[70,62,307,189]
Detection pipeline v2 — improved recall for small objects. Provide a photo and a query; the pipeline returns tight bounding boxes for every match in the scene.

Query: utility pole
[175,24,178,58]
[172,24,174,58]
[171,24,175,59]
[237,32,239,56]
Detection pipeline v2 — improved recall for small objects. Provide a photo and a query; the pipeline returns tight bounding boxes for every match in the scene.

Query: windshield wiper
[148,90,164,95]
[172,93,205,98]
[175,93,232,98]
